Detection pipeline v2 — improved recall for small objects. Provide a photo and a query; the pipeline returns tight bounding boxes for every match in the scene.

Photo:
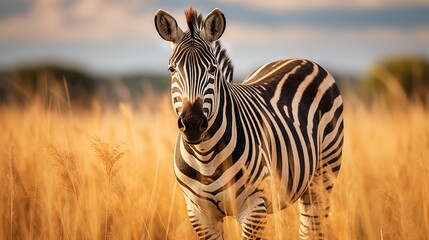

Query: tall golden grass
[0,89,428,239]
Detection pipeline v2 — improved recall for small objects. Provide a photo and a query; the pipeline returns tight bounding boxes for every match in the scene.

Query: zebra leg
[298,167,337,240]
[185,198,225,240]
[237,196,267,240]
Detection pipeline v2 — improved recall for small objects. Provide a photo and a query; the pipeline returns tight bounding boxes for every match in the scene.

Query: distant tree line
[0,56,428,109]
[361,56,429,103]
[0,64,170,109]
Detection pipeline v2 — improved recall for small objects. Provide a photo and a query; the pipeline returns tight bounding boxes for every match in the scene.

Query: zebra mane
[185,7,203,37]
[185,7,234,83]
[214,41,234,83]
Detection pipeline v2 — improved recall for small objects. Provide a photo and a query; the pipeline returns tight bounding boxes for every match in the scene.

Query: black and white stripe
[155,7,343,240]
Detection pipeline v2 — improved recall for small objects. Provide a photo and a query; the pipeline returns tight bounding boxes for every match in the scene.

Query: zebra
[154,7,343,240]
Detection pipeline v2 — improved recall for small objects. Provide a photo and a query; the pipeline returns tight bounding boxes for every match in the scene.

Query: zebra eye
[168,66,176,73]
[208,65,217,75]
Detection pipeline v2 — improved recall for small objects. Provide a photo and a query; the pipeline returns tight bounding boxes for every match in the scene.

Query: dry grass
[0,93,428,239]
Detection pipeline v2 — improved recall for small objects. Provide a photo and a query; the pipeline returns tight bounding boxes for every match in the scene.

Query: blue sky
[0,0,428,77]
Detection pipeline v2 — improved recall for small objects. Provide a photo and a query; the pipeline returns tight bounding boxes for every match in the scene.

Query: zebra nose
[178,116,208,133]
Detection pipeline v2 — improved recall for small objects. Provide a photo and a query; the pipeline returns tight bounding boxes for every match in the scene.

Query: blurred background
[1,2,429,239]
[0,0,428,106]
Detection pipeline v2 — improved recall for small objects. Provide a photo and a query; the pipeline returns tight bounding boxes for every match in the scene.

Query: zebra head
[155,7,226,144]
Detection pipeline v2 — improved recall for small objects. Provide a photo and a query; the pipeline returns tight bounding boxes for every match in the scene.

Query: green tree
[361,56,429,103]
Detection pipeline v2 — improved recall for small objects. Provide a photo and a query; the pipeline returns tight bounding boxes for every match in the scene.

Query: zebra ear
[155,9,184,43]
[204,8,226,43]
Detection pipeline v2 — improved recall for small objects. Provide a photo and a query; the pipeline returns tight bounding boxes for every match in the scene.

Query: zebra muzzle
[178,99,208,144]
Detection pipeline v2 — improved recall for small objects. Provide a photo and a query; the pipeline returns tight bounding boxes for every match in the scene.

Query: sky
[0,0,428,77]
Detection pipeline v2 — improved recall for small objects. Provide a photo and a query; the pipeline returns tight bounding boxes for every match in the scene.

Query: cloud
[224,22,429,45]
[0,0,155,42]
[1,0,427,43]
[222,22,429,74]
[218,0,429,11]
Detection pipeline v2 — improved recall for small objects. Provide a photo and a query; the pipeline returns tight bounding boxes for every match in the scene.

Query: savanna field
[0,82,428,240]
